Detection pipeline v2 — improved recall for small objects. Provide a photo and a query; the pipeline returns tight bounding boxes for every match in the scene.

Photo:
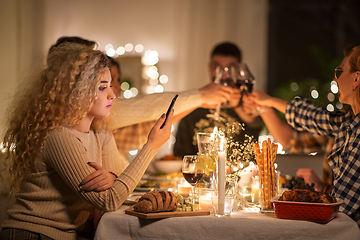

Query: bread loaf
[133,190,177,213]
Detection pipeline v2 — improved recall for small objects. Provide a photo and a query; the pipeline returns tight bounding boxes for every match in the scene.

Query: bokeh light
[121,82,130,91]
[130,87,138,97]
[154,84,164,93]
[330,81,338,94]
[159,75,169,84]
[336,102,343,109]
[106,48,116,57]
[290,82,299,91]
[116,46,125,55]
[326,104,334,112]
[327,93,335,102]
[123,89,132,99]
[135,44,144,53]
[311,90,319,99]
[105,44,113,51]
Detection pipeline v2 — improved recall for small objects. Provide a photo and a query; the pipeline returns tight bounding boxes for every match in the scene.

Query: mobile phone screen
[160,94,178,129]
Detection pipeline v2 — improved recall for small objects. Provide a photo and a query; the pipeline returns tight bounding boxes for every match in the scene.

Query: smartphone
[160,94,178,129]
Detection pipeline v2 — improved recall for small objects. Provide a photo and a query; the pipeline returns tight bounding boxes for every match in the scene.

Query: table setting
[95,63,360,239]
[95,132,360,240]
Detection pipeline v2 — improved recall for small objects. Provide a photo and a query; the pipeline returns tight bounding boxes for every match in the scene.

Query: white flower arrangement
[193,109,256,182]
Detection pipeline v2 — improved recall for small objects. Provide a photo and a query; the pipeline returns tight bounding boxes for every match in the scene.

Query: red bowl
[271,196,343,223]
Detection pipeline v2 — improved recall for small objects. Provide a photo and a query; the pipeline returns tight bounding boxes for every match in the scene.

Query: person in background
[173,42,263,158]
[107,56,122,97]
[243,41,360,194]
[249,45,360,227]
[0,43,173,239]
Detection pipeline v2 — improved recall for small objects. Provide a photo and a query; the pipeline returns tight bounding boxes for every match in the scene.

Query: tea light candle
[199,194,213,211]
[178,183,192,197]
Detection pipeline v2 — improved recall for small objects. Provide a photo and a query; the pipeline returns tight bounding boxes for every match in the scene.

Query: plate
[134,187,154,192]
[271,196,343,223]
[125,206,210,219]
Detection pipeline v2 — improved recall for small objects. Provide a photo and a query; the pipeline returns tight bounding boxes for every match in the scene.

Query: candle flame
[219,138,226,152]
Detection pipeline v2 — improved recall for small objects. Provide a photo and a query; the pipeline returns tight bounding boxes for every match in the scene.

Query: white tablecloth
[95,205,360,240]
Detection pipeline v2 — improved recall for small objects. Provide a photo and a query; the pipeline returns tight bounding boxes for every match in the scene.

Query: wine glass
[209,65,238,120]
[236,63,255,93]
[214,65,237,88]
[182,155,205,203]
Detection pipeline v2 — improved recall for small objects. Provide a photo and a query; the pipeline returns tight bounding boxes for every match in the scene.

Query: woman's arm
[249,90,288,113]
[258,108,295,147]
[45,113,172,211]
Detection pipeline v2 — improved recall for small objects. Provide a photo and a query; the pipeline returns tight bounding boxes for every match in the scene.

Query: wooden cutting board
[125,206,210,219]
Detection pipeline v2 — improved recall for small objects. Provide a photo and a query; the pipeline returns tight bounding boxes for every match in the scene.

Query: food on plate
[278,189,336,203]
[136,180,177,189]
[160,154,182,160]
[133,190,177,213]
[253,138,278,209]
[281,176,315,191]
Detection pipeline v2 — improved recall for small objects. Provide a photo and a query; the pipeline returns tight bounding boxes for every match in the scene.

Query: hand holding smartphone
[160,94,178,129]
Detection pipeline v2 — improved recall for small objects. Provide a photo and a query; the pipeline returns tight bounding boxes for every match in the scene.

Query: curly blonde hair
[2,43,110,193]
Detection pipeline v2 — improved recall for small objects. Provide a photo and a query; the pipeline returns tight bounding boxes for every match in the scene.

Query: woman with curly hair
[0,42,172,239]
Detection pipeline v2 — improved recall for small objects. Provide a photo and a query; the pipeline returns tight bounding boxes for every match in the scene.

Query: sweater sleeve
[44,128,157,211]
[109,89,202,129]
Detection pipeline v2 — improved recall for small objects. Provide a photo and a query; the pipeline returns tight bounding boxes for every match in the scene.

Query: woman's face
[87,67,116,119]
[335,56,358,105]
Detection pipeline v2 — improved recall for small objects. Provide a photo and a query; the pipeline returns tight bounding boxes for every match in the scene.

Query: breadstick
[271,143,278,196]
[253,143,265,207]
[262,140,270,209]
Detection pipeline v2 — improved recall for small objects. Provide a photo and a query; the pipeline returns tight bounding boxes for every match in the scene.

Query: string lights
[103,42,168,98]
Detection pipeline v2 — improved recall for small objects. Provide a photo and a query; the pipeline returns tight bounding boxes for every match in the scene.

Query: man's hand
[296,168,324,192]
[199,82,236,108]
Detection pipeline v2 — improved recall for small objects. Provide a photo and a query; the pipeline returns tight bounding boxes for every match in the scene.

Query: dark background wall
[267,0,360,105]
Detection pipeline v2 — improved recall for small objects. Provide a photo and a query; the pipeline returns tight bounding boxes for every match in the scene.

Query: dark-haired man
[173,42,263,157]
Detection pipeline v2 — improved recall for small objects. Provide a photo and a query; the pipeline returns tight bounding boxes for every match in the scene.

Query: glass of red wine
[236,63,255,93]
[182,155,205,203]
[214,65,237,88]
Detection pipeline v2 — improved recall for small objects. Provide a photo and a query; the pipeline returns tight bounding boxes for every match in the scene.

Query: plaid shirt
[286,130,334,189]
[286,98,360,227]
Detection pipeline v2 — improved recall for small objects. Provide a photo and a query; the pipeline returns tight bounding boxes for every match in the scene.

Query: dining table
[94,202,360,240]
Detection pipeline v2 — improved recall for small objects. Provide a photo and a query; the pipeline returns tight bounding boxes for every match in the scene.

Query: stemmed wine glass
[209,65,238,120]
[182,155,205,203]
[236,63,255,94]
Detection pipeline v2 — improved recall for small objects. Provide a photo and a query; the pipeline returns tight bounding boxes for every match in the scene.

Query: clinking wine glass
[214,65,237,88]
[210,65,238,120]
[236,63,255,94]
[182,155,205,203]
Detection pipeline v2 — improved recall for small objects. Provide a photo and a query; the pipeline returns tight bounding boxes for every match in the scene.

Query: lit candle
[177,182,192,197]
[199,195,213,212]
[218,138,226,215]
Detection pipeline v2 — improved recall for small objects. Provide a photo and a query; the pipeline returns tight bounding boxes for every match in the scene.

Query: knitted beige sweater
[1,127,157,240]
